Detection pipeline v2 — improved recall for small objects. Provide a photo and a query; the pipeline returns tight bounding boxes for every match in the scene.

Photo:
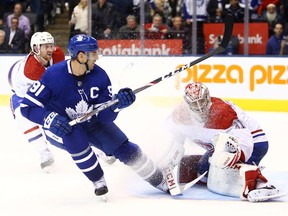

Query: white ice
[0,100,287,216]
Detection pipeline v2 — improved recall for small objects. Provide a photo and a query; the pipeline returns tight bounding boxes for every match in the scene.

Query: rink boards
[0,55,288,112]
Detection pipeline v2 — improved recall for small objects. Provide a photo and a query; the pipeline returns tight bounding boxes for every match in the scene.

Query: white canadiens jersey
[8,46,65,98]
[165,97,267,162]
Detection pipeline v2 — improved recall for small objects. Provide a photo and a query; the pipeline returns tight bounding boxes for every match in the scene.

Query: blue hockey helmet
[68,34,99,58]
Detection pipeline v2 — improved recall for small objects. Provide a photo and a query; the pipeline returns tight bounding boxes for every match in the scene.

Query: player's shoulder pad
[53,46,65,63]
[24,54,45,80]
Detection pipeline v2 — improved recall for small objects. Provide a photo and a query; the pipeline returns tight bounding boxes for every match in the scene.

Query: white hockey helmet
[30,31,54,54]
[184,82,211,119]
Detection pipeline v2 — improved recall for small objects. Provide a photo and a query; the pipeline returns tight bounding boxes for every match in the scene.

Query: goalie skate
[247,185,284,202]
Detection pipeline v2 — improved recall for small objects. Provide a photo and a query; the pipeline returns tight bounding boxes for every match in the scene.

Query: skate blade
[42,165,54,174]
[97,194,108,202]
[248,193,286,202]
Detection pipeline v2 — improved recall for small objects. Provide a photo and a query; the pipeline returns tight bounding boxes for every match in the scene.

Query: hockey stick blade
[69,15,234,126]
[178,171,208,194]
[164,164,207,196]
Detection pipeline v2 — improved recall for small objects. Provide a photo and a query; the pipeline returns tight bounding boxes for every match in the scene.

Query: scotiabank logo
[98,39,182,55]
[102,44,171,55]
[176,63,288,91]
[204,23,268,54]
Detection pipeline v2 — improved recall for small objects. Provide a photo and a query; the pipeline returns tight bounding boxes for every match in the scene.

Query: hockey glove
[113,88,136,109]
[43,112,72,137]
[209,133,242,169]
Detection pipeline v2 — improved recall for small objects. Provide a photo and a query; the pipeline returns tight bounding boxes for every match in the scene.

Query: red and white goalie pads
[207,163,281,201]
[209,133,242,168]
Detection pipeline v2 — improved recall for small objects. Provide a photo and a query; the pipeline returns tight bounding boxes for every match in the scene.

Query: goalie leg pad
[208,163,281,202]
[207,163,244,198]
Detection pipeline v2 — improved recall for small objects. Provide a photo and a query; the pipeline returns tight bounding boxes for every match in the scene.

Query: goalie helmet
[184,82,211,121]
[68,34,99,58]
[30,32,54,54]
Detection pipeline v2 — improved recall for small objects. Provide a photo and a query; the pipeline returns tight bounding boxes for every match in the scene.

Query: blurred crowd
[1,0,288,55]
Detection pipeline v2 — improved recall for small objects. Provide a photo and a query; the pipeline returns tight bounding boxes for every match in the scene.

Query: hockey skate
[102,155,116,165]
[94,147,116,165]
[40,149,54,173]
[93,176,108,201]
[247,184,283,202]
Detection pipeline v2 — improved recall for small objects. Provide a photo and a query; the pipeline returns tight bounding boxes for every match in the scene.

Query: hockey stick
[164,163,207,196]
[69,14,234,126]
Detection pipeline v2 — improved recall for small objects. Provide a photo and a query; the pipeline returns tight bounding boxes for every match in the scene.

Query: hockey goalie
[158,82,283,202]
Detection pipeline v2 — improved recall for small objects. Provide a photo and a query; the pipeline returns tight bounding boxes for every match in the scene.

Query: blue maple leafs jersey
[21,59,118,126]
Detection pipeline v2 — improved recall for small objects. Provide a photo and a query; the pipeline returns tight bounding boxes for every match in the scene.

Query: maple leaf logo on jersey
[65,100,94,121]
[76,35,84,41]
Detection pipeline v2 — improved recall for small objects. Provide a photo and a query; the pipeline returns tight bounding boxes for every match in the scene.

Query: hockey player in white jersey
[8,32,65,172]
[161,82,282,202]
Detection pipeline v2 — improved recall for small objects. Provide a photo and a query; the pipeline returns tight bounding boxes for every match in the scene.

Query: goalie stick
[69,14,234,126]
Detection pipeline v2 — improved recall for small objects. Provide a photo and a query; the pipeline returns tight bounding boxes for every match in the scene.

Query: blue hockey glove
[43,112,72,137]
[115,88,136,109]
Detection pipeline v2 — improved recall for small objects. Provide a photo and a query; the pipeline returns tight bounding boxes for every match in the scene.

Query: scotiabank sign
[98,39,183,55]
[204,23,268,55]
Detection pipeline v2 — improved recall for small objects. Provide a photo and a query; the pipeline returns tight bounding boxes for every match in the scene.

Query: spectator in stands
[207,0,230,23]
[280,0,288,33]
[130,0,153,24]
[69,0,88,39]
[148,0,165,18]
[6,3,31,40]
[266,22,284,55]
[0,18,7,30]
[4,16,25,53]
[91,0,117,39]
[66,0,79,19]
[162,0,184,28]
[257,0,281,17]
[106,0,134,30]
[166,15,189,53]
[183,0,209,54]
[145,13,168,39]
[260,4,283,37]
[223,0,245,22]
[280,33,288,54]
[27,0,53,31]
[0,29,10,53]
[117,15,140,39]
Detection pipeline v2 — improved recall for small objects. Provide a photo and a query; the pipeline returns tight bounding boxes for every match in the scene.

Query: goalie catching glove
[209,133,242,169]
[43,112,72,137]
[112,88,136,110]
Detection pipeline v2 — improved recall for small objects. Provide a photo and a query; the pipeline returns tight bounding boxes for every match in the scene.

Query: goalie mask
[184,82,211,121]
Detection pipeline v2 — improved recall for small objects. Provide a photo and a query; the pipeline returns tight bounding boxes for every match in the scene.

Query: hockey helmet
[30,32,54,52]
[184,82,211,118]
[68,34,99,58]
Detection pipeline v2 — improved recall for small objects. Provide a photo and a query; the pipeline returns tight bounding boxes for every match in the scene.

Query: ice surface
[0,102,287,216]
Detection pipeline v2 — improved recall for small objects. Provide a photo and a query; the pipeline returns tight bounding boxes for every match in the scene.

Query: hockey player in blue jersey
[20,34,168,197]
